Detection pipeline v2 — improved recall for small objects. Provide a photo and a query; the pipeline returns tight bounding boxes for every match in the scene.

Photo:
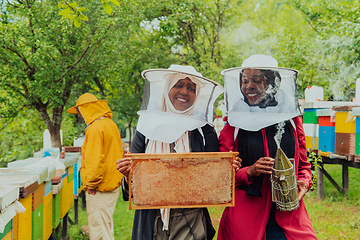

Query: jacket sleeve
[122,130,146,201]
[202,124,220,152]
[219,117,236,152]
[82,126,105,190]
[294,116,313,189]
[131,130,146,153]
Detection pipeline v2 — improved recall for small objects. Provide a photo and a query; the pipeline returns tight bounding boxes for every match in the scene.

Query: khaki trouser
[86,187,120,240]
[153,208,207,240]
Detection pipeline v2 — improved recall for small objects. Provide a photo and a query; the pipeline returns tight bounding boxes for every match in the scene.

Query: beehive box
[335,133,355,155]
[335,111,356,133]
[356,134,360,155]
[317,109,335,127]
[52,193,61,229]
[73,162,79,196]
[60,176,69,218]
[0,230,11,240]
[303,123,319,150]
[13,194,32,240]
[318,126,335,153]
[0,220,12,240]
[303,108,318,124]
[32,182,44,211]
[67,166,74,182]
[32,202,43,240]
[43,192,53,240]
[128,152,238,210]
[60,175,74,218]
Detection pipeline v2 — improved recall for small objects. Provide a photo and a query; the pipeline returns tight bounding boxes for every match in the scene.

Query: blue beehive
[73,162,78,196]
[318,126,335,153]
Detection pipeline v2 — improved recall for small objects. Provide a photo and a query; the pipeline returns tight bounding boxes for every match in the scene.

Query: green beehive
[356,133,360,155]
[52,193,61,229]
[303,109,318,124]
[0,219,12,239]
[32,202,43,240]
[67,167,74,183]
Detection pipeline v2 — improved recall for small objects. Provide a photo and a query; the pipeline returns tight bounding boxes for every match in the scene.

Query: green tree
[0,0,149,149]
[291,0,360,100]
[138,0,235,82]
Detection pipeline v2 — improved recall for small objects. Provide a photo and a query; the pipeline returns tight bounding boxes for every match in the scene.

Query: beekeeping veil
[222,54,301,131]
[137,65,224,143]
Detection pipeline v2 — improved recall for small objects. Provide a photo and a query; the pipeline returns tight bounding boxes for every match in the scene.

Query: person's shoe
[81,225,89,236]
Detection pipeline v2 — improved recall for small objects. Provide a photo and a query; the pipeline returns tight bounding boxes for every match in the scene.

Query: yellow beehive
[60,176,68,218]
[335,111,356,133]
[67,166,74,182]
[32,182,44,211]
[305,136,318,150]
[43,192,53,240]
[13,195,32,240]
[2,230,11,240]
[67,177,74,210]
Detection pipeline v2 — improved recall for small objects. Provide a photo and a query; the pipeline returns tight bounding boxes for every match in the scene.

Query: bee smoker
[270,148,299,211]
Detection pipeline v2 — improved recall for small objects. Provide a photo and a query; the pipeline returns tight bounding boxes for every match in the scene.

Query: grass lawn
[65,164,360,239]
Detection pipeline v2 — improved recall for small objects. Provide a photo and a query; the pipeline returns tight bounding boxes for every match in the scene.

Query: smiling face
[241,69,269,106]
[168,77,197,111]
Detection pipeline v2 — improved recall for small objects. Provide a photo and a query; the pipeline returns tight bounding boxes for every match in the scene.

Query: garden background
[1,0,360,239]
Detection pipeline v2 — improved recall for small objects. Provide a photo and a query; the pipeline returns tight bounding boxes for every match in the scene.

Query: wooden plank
[319,167,344,194]
[317,166,324,200]
[354,155,360,163]
[128,152,238,210]
[333,105,360,111]
[64,146,81,152]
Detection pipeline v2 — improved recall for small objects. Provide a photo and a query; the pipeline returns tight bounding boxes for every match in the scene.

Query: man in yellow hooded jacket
[68,93,123,240]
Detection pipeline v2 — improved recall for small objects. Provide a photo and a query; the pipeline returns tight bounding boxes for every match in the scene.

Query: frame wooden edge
[129,168,133,210]
[128,151,239,210]
[130,202,234,210]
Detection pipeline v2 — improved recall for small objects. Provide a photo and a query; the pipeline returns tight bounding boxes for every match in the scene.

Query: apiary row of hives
[302,101,360,160]
[0,150,81,240]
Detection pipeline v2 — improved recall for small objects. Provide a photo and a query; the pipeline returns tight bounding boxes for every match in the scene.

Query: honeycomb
[131,156,233,207]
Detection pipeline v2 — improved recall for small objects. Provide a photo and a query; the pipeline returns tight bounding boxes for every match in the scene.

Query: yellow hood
[78,101,113,125]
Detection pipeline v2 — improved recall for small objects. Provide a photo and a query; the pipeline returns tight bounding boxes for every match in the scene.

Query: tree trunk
[49,129,62,150]
[37,104,64,151]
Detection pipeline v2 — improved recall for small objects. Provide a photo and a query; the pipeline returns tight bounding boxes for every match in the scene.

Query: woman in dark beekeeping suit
[117,65,240,240]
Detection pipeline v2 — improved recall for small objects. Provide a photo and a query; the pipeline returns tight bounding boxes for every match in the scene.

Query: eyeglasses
[241,75,267,84]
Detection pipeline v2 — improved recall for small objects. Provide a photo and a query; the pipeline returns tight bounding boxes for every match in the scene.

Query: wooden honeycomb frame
[128,152,238,210]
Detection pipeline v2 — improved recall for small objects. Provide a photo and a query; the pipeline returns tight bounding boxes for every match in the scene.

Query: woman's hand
[116,157,132,183]
[297,180,308,201]
[247,157,274,178]
[232,157,242,173]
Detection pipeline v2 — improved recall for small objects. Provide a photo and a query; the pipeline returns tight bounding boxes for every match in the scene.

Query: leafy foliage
[0,0,150,151]
[0,108,44,164]
[2,0,360,163]
[58,0,120,27]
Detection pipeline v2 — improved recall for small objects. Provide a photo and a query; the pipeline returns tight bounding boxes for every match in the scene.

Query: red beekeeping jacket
[217,117,317,240]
